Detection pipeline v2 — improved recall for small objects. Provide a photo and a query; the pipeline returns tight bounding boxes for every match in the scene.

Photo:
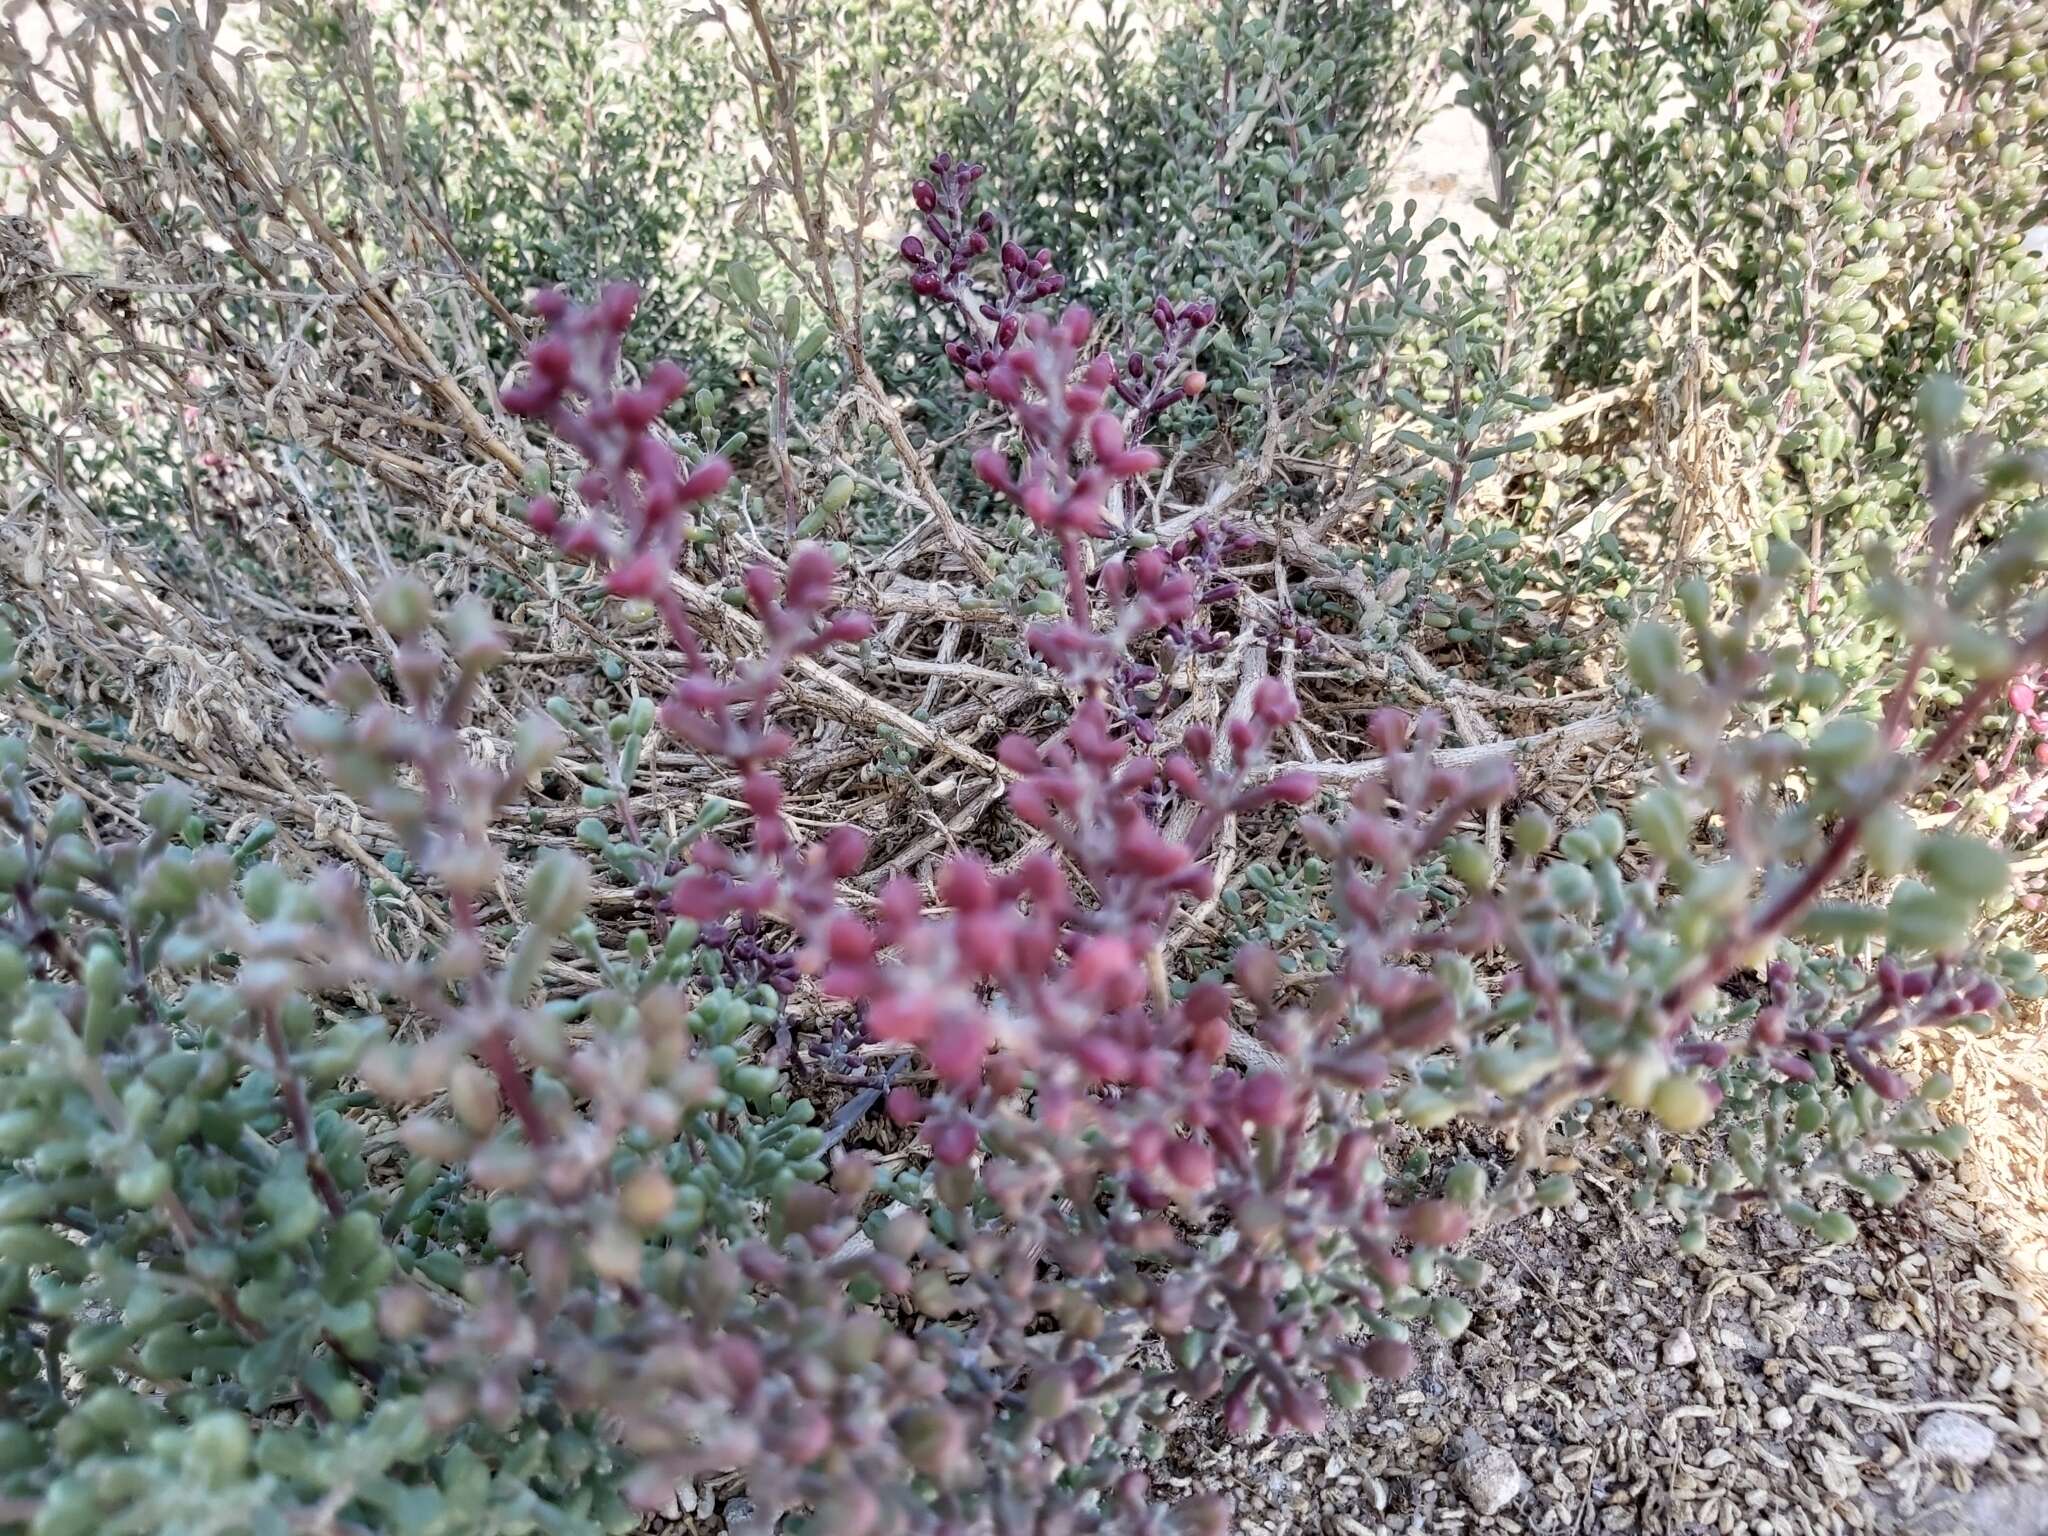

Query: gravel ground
[1153,1014,2048,1535]
[658,1001,2048,1535]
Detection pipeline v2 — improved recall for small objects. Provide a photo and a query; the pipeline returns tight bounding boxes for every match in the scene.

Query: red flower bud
[1252,677,1299,727]
[927,1012,991,1088]
[605,549,666,599]
[929,1118,977,1166]
[530,336,574,383]
[1239,1071,1292,1126]
[1164,1136,1215,1189]
[679,456,733,504]
[598,281,639,329]
[885,1085,926,1125]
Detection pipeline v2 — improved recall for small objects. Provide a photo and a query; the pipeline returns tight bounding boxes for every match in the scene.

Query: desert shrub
[4,279,2045,1531]
[4,2,2048,1535]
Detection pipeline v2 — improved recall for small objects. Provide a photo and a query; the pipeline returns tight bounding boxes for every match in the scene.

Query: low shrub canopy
[2,1,2046,1534]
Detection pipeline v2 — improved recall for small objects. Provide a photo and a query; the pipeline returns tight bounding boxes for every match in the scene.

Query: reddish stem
[478,1029,554,1149]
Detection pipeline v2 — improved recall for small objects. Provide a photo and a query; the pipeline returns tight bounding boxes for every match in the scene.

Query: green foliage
[0,611,825,1534]
[5,0,2048,1531]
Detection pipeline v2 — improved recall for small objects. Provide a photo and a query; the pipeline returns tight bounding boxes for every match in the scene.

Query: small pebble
[1663,1328,1698,1367]
[1456,1440,1525,1516]
[1765,1406,1793,1432]
[1916,1411,1998,1468]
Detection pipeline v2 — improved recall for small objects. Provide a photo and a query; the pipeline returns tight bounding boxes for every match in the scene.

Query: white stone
[1456,1442,1525,1516]
[1764,1406,1793,1432]
[1915,1410,1998,1469]
[1662,1328,1699,1367]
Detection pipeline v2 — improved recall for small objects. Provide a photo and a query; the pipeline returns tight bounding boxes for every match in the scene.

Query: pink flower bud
[743,563,779,615]
[1070,935,1136,996]
[1236,944,1280,1002]
[973,447,1014,491]
[1075,1035,1135,1083]
[741,772,784,820]
[1239,1071,1291,1126]
[786,543,838,609]
[1007,780,1051,828]
[1263,771,1318,805]
[605,549,666,599]
[559,520,606,560]
[927,1012,991,1088]
[870,993,937,1044]
[938,853,996,912]
[1089,410,1126,465]
[613,385,661,431]
[530,336,574,383]
[1772,1052,1817,1082]
[500,378,553,415]
[1252,677,1299,728]
[827,915,874,965]
[1750,1007,1787,1047]
[1282,1385,1327,1437]
[647,359,689,403]
[885,1085,926,1125]
[1163,1136,1215,1188]
[929,1118,977,1166]
[1367,708,1412,753]
[678,455,733,504]
[598,281,639,330]
[956,912,1016,976]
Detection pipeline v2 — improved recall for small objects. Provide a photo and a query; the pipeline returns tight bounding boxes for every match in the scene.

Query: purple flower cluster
[899,153,1212,424]
[1113,296,1215,428]
[297,280,2028,1536]
[899,154,1067,389]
